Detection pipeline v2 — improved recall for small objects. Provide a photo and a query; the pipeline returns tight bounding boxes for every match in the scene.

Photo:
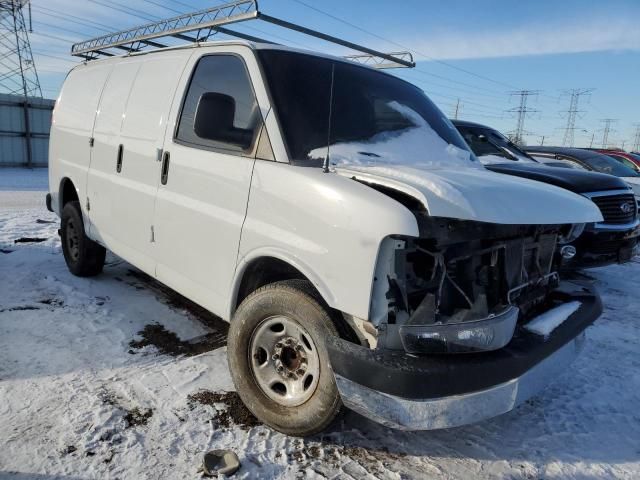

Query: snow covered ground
[1,167,639,479]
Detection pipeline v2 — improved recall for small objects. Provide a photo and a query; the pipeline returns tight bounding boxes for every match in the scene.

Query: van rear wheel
[227,279,342,436]
[61,201,106,277]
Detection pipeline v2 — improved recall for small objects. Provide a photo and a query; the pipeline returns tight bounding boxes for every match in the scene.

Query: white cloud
[404,17,640,61]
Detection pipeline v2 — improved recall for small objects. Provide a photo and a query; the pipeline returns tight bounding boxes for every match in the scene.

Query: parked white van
[48,41,604,436]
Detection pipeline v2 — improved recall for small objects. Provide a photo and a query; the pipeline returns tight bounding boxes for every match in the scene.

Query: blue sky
[25,0,640,148]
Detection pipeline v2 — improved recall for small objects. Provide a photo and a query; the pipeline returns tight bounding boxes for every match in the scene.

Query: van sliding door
[87,52,190,275]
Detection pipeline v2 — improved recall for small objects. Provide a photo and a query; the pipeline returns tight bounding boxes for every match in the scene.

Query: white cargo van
[47,41,604,436]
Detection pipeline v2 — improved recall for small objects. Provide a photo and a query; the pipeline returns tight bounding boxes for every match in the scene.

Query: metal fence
[0,92,54,167]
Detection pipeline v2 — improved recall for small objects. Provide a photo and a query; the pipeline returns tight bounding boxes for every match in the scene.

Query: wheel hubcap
[249,316,320,407]
[66,219,80,261]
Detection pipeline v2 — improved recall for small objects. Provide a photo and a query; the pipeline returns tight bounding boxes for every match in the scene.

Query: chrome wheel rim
[66,219,80,262]
[249,316,320,407]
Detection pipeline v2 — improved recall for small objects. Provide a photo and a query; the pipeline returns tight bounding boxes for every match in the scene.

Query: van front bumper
[327,281,601,430]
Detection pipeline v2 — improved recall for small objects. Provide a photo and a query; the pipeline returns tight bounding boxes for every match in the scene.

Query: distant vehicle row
[453,120,639,269]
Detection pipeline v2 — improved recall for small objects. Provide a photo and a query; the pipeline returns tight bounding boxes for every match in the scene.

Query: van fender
[227,246,338,320]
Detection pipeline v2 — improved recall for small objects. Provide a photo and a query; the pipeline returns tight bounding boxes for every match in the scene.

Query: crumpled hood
[336,164,604,224]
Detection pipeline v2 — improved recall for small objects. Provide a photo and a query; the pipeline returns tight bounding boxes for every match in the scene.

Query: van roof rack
[70,0,414,69]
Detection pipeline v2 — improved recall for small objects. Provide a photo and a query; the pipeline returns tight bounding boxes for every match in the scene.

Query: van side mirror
[194,92,253,150]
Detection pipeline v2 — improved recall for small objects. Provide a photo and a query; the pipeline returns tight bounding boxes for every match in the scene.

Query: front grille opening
[591,194,637,224]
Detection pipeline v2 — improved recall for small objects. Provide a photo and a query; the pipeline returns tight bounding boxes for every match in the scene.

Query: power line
[141,0,182,15]
[632,124,640,152]
[32,20,98,38]
[507,90,540,145]
[0,0,41,168]
[288,0,521,91]
[31,4,113,32]
[559,88,594,147]
[85,0,159,22]
[599,118,617,148]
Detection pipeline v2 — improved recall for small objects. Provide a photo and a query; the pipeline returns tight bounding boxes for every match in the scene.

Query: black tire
[61,201,106,277]
[227,279,342,436]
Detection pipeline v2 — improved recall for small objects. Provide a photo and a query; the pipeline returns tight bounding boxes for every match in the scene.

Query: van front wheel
[227,280,342,436]
[61,201,106,277]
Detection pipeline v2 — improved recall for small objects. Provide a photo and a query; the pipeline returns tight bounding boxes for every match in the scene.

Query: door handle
[116,144,124,173]
[160,151,170,185]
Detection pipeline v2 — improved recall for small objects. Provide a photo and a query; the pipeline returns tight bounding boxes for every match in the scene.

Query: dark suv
[453,120,640,268]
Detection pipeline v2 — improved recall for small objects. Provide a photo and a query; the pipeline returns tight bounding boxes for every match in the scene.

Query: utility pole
[508,90,539,146]
[453,98,462,120]
[600,119,617,149]
[560,88,593,147]
[632,124,640,152]
[0,0,41,168]
[589,132,595,148]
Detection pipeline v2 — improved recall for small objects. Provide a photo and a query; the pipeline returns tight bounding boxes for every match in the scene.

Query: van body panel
[89,51,191,274]
[48,63,112,217]
[153,47,261,317]
[235,161,419,320]
[87,60,140,244]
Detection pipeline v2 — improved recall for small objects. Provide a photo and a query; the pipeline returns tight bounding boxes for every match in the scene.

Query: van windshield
[258,49,477,169]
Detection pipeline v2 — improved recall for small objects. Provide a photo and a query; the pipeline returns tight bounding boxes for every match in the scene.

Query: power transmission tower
[508,90,539,146]
[0,0,41,167]
[452,98,462,120]
[560,88,593,147]
[600,119,617,149]
[0,0,41,97]
[632,124,640,152]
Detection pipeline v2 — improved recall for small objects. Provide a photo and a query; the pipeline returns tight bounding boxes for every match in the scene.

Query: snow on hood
[477,154,511,165]
[309,102,481,170]
[336,163,604,225]
[478,154,536,165]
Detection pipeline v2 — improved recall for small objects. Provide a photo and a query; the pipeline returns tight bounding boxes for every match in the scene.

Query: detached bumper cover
[327,281,602,430]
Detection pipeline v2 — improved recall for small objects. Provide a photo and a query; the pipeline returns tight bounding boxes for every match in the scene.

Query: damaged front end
[328,214,602,431]
[372,218,579,354]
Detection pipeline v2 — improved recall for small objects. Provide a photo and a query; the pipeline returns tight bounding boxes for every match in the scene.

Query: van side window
[176,55,260,154]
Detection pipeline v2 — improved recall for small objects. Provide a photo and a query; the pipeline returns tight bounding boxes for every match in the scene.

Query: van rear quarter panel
[49,62,112,215]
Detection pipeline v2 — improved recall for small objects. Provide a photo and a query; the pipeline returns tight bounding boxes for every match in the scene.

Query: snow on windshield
[308,102,479,170]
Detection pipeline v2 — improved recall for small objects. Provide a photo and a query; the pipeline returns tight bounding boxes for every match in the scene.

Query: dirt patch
[124,407,153,427]
[62,445,77,456]
[38,298,64,307]
[129,324,225,357]
[0,305,40,313]
[188,390,259,429]
[14,237,47,243]
[98,389,153,429]
[126,269,229,334]
[0,248,13,254]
